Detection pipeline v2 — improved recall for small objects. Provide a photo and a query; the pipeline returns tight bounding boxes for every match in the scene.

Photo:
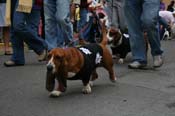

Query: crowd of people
[1,0,173,69]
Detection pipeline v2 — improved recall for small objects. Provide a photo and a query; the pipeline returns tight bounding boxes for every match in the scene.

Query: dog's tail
[100,19,108,46]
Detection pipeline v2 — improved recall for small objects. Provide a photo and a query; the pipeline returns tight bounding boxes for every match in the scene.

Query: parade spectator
[124,0,163,69]
[0,0,12,55]
[167,0,175,12]
[159,11,175,40]
[159,10,175,40]
[159,11,175,27]
[4,0,47,67]
[44,0,73,50]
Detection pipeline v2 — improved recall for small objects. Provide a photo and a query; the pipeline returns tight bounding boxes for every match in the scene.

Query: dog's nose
[47,64,53,71]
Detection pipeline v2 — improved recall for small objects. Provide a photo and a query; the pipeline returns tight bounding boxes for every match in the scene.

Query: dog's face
[46,48,67,92]
[46,48,66,73]
[107,27,122,47]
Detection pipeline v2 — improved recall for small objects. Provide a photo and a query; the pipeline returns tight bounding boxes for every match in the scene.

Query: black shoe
[128,61,147,69]
[4,60,24,67]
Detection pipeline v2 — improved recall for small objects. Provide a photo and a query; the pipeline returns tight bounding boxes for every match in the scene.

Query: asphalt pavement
[0,40,175,116]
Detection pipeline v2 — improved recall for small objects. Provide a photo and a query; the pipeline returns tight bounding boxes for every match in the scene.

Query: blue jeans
[106,0,127,31]
[124,0,163,63]
[11,4,47,64]
[44,0,73,50]
[78,8,89,31]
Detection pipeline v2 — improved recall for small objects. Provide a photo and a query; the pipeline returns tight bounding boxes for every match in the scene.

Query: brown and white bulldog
[107,27,131,64]
[107,27,148,64]
[46,21,117,97]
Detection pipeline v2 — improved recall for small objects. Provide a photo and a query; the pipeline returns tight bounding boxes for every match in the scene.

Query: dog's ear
[53,48,65,60]
[54,49,69,67]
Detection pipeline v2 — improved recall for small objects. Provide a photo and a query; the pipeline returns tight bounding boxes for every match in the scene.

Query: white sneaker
[153,55,163,68]
[128,61,147,69]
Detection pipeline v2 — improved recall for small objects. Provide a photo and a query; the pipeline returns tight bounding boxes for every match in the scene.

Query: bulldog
[107,27,131,64]
[107,28,148,64]
[46,21,117,97]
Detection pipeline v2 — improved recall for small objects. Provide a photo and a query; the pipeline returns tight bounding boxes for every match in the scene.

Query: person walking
[4,0,47,67]
[124,0,163,69]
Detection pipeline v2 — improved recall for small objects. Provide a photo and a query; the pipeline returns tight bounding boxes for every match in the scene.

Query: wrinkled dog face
[107,27,122,47]
[46,48,65,92]
[46,48,65,73]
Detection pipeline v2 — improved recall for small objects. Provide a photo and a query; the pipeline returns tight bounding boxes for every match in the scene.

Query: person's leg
[114,0,127,31]
[3,27,12,55]
[78,8,92,41]
[9,28,25,65]
[8,0,25,65]
[142,0,163,56]
[44,0,59,50]
[80,15,94,41]
[142,0,163,67]
[55,0,73,46]
[111,1,120,29]
[13,10,47,55]
[25,9,47,54]
[124,0,147,64]
[105,0,112,27]
[78,8,89,31]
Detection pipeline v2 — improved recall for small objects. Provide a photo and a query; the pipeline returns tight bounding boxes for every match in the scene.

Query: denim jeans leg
[78,8,88,31]
[11,29,25,64]
[80,16,93,41]
[55,0,73,45]
[124,0,147,63]
[44,0,59,50]
[10,0,25,64]
[44,0,73,49]
[142,0,163,56]
[13,10,47,55]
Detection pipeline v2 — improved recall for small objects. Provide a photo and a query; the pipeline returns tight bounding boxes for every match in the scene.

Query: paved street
[0,40,175,116]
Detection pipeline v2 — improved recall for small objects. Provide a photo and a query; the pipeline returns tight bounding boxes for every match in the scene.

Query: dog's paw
[118,58,124,64]
[82,84,92,94]
[110,76,117,83]
[49,90,62,97]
